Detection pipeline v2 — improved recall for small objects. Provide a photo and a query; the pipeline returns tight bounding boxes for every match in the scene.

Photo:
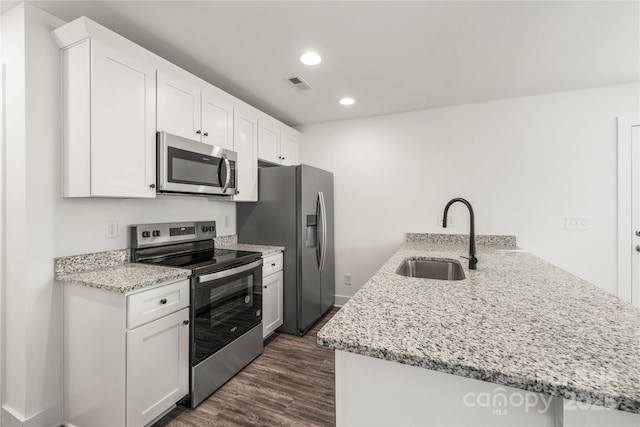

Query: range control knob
[202,226,208,232]
[152,230,161,237]
[142,231,151,238]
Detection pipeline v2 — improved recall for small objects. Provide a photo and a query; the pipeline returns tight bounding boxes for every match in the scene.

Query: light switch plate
[105,221,118,238]
[565,216,589,231]
[438,214,455,227]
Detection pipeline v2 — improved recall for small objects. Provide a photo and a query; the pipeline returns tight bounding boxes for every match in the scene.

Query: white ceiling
[8,0,640,127]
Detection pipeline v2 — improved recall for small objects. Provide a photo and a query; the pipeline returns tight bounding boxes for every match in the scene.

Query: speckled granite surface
[54,249,131,274]
[407,232,516,246]
[215,235,284,256]
[56,263,190,293]
[213,234,238,247]
[54,249,190,293]
[318,234,640,414]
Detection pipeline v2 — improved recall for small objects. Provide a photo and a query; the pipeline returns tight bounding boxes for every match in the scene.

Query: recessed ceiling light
[339,97,355,106]
[300,51,321,66]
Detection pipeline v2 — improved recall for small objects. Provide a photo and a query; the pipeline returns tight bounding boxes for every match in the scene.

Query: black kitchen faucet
[442,198,478,270]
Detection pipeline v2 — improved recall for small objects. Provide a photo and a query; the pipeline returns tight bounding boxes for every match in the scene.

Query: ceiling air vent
[287,76,312,90]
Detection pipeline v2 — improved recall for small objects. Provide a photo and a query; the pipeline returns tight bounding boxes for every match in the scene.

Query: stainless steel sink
[395,258,465,280]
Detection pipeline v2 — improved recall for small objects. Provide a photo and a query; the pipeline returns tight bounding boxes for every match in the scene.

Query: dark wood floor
[155,307,339,427]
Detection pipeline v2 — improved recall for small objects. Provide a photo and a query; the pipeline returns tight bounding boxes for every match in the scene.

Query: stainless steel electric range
[130,221,263,408]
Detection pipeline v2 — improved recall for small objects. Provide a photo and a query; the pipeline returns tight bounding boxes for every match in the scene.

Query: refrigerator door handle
[315,194,322,267]
[318,191,328,272]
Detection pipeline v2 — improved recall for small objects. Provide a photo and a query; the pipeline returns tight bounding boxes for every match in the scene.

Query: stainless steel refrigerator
[237,164,335,336]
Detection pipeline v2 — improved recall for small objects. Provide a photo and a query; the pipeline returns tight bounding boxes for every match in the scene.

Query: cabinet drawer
[263,252,283,277]
[127,279,189,329]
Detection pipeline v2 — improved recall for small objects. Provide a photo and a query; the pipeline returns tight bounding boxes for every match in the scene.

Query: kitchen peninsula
[318,234,640,427]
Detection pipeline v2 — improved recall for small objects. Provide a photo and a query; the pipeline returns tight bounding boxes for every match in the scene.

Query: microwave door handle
[220,154,231,193]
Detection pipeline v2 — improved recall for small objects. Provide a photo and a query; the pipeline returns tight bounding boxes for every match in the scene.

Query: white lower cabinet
[126,308,189,427]
[262,252,284,338]
[63,278,190,427]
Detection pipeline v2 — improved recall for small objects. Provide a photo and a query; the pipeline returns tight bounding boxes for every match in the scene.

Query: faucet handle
[460,255,478,270]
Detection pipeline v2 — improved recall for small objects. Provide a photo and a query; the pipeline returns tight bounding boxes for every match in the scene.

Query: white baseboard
[1,406,22,427]
[334,294,351,307]
[2,403,62,427]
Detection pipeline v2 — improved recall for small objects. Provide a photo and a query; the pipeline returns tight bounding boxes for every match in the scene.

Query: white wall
[2,4,28,425]
[298,83,640,300]
[1,4,235,426]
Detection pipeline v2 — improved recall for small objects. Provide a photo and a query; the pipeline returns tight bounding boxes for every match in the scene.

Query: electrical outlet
[105,221,118,238]
[224,215,231,228]
[344,273,352,285]
[438,214,456,227]
[565,216,589,231]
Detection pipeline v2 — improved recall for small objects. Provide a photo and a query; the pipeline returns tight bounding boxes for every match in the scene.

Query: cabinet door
[280,129,299,166]
[91,40,156,198]
[234,108,258,201]
[258,117,281,164]
[262,271,283,338]
[201,87,234,150]
[157,71,201,142]
[127,308,189,427]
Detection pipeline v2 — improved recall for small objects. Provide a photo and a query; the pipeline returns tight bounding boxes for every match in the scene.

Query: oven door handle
[197,259,262,283]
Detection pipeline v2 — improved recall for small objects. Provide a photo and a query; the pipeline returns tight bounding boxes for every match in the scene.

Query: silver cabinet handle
[636,230,640,237]
[203,132,209,137]
[196,130,201,135]
[636,245,640,252]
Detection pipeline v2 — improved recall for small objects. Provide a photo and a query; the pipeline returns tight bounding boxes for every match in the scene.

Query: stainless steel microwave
[157,132,237,197]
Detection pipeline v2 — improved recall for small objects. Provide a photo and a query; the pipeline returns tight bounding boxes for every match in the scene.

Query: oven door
[157,131,237,195]
[191,260,262,366]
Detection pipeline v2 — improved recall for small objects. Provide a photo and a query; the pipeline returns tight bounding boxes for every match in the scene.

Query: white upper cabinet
[59,38,156,198]
[54,17,301,201]
[258,117,281,164]
[280,129,299,166]
[156,72,200,141]
[201,87,234,150]
[258,115,300,166]
[234,107,259,202]
[157,70,234,150]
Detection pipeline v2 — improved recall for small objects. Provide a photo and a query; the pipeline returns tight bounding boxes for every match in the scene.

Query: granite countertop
[317,234,640,414]
[214,235,284,256]
[54,250,191,293]
[54,235,280,293]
